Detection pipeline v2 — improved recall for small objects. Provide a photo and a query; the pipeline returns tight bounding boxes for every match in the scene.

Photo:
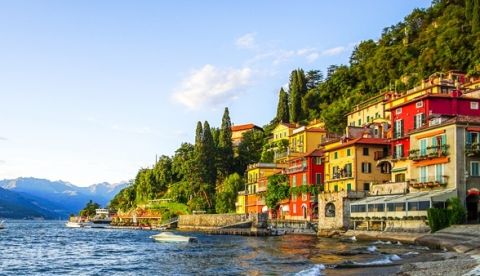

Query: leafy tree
[234,129,265,175]
[79,200,101,217]
[305,69,323,90]
[275,88,290,123]
[472,0,480,33]
[265,174,290,209]
[215,173,244,213]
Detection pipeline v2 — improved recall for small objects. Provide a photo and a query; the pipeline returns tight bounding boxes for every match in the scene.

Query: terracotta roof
[279,122,297,128]
[327,137,390,151]
[231,123,262,132]
[306,149,324,157]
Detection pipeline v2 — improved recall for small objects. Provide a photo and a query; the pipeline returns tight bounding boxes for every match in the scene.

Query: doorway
[467,193,479,223]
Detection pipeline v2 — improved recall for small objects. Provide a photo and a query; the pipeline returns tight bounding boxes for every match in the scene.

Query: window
[302,193,307,201]
[396,107,402,114]
[334,152,338,159]
[408,201,430,211]
[467,132,480,146]
[420,139,427,156]
[363,182,370,191]
[347,149,351,156]
[302,173,307,184]
[315,173,322,185]
[325,203,336,217]
[344,163,353,177]
[315,157,322,165]
[351,204,366,213]
[347,183,352,191]
[358,119,362,126]
[367,115,370,122]
[363,147,369,156]
[416,101,423,108]
[471,162,480,177]
[292,176,297,187]
[395,144,403,158]
[419,166,428,182]
[435,164,444,182]
[368,203,385,212]
[387,202,406,212]
[334,185,338,192]
[471,102,479,110]
[395,173,406,182]
[361,162,372,173]
[395,120,403,138]
[414,113,425,129]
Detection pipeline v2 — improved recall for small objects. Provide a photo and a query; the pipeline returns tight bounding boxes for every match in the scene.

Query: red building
[387,86,480,159]
[282,149,324,221]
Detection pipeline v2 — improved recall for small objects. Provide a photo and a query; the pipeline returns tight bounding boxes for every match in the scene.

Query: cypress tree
[218,107,234,179]
[195,121,203,148]
[289,70,302,123]
[201,121,217,186]
[473,0,480,33]
[466,0,473,22]
[275,88,290,123]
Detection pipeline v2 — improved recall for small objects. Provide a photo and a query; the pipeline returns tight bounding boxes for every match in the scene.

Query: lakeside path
[343,225,480,275]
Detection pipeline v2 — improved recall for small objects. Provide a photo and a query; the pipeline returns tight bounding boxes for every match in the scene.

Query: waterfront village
[231,71,480,235]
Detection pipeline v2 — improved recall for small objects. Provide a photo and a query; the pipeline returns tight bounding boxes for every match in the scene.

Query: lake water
[0,221,436,275]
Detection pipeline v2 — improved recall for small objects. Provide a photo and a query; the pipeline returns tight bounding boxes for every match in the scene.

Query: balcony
[274,151,289,161]
[409,175,448,188]
[369,181,408,196]
[393,131,404,139]
[374,151,387,161]
[408,145,449,161]
[330,172,353,181]
[285,164,307,174]
[466,143,480,157]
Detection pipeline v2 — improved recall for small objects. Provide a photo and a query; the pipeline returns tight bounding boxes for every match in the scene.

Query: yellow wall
[324,141,390,192]
[235,193,245,214]
[271,124,294,142]
[347,102,386,127]
[289,129,325,154]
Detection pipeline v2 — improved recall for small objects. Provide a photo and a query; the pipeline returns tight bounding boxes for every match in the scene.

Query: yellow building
[323,137,391,193]
[289,126,326,156]
[347,92,391,127]
[237,163,285,214]
[231,123,263,147]
[269,123,297,163]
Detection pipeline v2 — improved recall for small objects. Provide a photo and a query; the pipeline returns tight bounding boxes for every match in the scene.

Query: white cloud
[172,64,253,109]
[321,46,346,56]
[0,136,7,141]
[235,33,257,49]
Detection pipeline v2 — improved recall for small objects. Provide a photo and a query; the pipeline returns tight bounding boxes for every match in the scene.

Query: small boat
[0,220,4,229]
[151,232,197,243]
[65,221,84,228]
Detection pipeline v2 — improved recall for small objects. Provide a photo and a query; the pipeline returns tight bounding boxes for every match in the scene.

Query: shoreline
[338,227,480,275]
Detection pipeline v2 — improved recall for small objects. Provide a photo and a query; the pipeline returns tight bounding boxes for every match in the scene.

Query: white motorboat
[65,221,84,228]
[0,220,4,229]
[151,232,197,243]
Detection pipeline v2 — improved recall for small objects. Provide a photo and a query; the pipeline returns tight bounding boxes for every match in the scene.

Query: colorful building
[269,123,297,163]
[241,162,285,214]
[282,149,324,221]
[231,123,263,147]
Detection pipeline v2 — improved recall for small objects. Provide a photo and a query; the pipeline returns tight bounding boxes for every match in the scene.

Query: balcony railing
[285,164,307,174]
[393,131,404,139]
[408,145,449,161]
[409,175,448,188]
[331,171,353,180]
[466,143,480,157]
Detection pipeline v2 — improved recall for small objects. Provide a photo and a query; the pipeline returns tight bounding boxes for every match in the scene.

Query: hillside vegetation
[110,0,480,214]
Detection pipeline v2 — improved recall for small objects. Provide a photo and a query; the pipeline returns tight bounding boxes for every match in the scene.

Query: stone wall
[178,214,251,230]
[318,191,365,231]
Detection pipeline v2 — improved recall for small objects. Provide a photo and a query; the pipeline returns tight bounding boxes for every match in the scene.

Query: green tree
[265,174,290,209]
[275,88,290,123]
[215,173,244,213]
[289,69,307,123]
[472,0,480,33]
[234,129,265,175]
[79,200,101,217]
[218,107,234,180]
[305,69,323,90]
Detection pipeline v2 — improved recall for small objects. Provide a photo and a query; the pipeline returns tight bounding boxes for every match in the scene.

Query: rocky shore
[339,225,480,276]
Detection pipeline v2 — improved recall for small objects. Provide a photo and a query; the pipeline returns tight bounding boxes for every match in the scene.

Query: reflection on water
[0,221,434,275]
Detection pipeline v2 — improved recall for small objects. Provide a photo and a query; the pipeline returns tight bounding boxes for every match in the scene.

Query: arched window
[325,202,336,217]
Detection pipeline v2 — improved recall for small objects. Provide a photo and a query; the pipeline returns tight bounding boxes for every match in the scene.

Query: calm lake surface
[0,221,436,275]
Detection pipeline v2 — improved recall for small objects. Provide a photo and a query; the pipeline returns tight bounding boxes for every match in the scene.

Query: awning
[262,206,269,212]
[350,189,457,206]
[281,205,290,212]
[468,188,480,196]
[391,167,407,173]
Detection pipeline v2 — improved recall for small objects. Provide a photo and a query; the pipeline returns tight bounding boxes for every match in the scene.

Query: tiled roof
[327,137,390,151]
[231,123,262,132]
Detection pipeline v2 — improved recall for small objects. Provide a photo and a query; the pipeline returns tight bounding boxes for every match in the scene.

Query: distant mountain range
[0,177,128,219]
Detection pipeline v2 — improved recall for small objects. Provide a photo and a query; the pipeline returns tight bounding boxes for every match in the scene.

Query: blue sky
[0,0,430,186]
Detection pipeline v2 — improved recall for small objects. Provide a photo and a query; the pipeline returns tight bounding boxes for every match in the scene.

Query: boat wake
[336,254,401,268]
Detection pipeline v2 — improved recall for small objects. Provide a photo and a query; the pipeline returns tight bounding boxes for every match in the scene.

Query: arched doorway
[467,188,479,222]
[302,205,307,220]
